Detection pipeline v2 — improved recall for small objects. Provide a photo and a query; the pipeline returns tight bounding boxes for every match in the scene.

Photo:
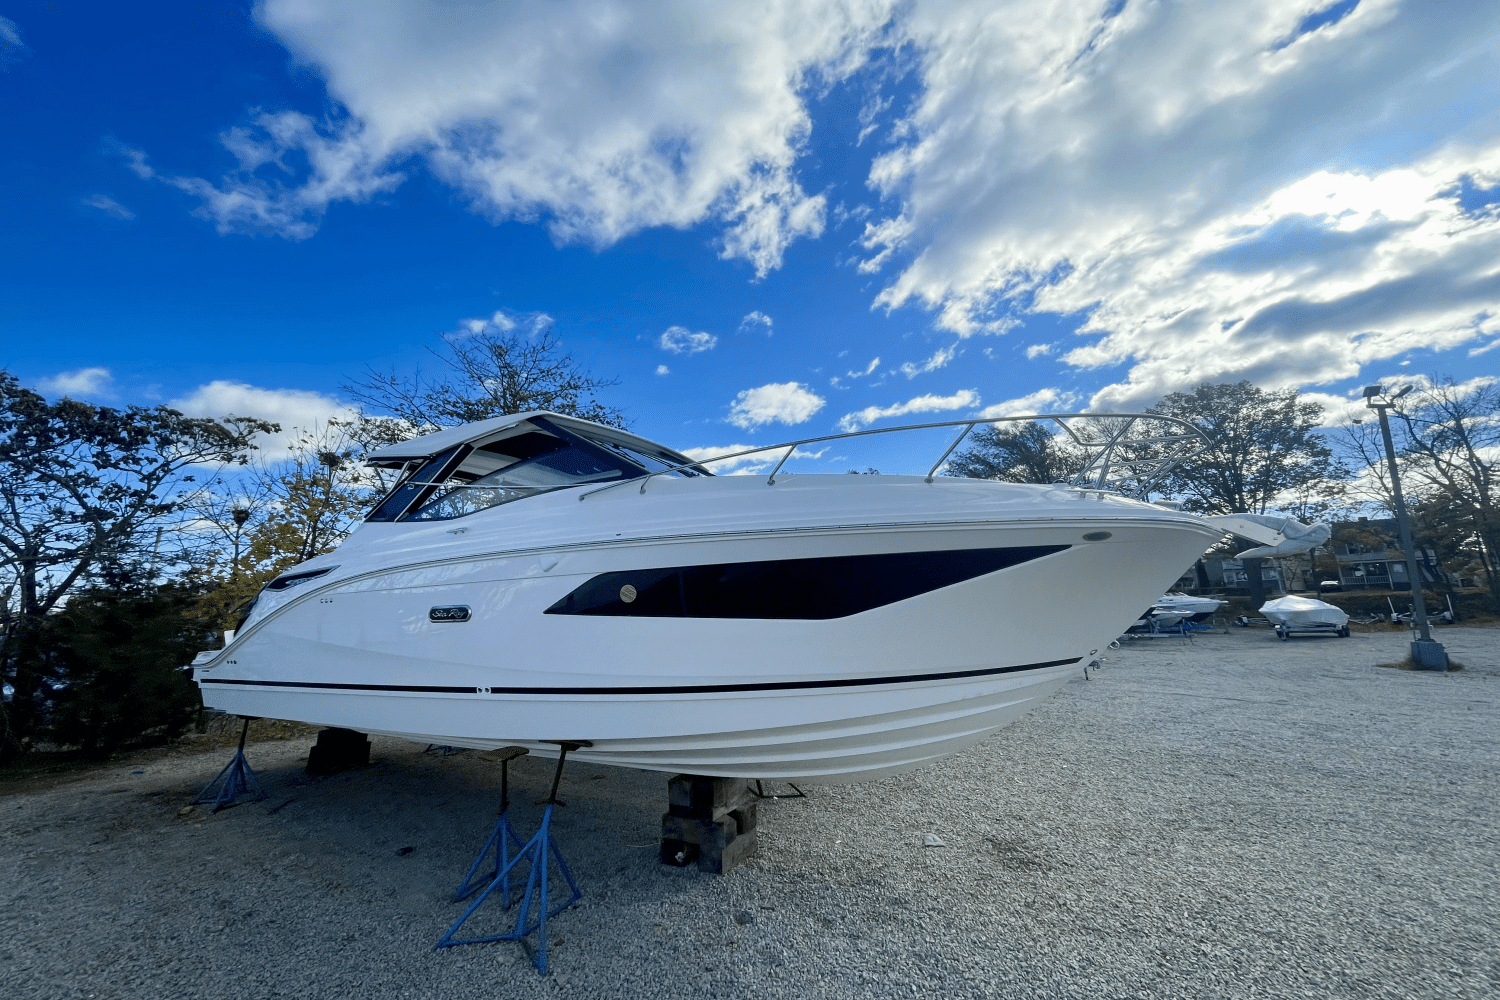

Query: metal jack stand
[452,747,530,905]
[436,741,588,975]
[192,718,267,812]
[749,779,806,800]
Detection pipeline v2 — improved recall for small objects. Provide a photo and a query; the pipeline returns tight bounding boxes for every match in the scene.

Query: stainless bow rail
[580,412,1208,501]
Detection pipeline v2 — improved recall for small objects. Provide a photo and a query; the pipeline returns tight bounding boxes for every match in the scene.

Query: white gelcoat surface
[195,474,1223,780]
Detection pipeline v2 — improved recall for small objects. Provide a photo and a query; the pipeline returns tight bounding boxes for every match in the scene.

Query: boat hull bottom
[204,665,1079,783]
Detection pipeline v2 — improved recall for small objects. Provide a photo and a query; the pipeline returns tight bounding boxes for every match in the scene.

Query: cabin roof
[363,410,697,469]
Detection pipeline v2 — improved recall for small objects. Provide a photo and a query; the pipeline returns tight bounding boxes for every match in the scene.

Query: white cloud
[0,15,25,66]
[36,367,116,399]
[977,387,1076,419]
[681,443,770,474]
[1308,372,1500,431]
[897,343,956,378]
[831,355,881,389]
[839,388,978,431]
[737,311,774,336]
[122,115,403,241]
[860,0,1500,403]
[658,326,718,355]
[1024,343,1053,359]
[682,442,828,475]
[170,381,358,461]
[145,0,894,275]
[81,194,135,220]
[454,309,549,338]
[126,2,1500,401]
[727,381,826,429]
[1298,391,1368,428]
[656,364,671,376]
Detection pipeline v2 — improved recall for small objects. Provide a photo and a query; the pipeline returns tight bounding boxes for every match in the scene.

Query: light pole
[1362,385,1448,670]
[231,506,250,584]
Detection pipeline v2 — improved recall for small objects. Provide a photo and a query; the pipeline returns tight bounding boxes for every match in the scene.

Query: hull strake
[201,660,1079,783]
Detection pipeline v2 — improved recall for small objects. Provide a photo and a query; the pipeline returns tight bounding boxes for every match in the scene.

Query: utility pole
[1362,385,1448,670]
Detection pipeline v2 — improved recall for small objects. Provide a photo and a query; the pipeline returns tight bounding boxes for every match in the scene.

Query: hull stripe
[198,657,1080,697]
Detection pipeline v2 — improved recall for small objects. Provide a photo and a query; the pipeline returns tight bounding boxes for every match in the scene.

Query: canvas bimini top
[362,411,712,524]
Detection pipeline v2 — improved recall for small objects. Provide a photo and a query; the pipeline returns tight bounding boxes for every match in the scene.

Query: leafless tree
[1388,377,1500,609]
[344,327,625,431]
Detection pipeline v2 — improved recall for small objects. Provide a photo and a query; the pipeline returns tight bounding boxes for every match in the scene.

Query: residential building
[1328,517,1442,591]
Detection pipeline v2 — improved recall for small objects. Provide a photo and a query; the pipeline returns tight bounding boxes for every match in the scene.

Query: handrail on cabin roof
[576,412,1208,502]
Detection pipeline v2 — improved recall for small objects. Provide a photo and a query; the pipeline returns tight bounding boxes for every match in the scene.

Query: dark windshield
[365,446,468,522]
[404,432,638,521]
[366,428,648,522]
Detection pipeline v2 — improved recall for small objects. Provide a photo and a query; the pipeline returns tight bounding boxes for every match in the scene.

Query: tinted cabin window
[591,438,709,477]
[403,431,642,521]
[365,446,469,522]
[545,546,1069,620]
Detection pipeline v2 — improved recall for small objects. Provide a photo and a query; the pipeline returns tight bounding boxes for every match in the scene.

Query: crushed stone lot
[3,626,1496,999]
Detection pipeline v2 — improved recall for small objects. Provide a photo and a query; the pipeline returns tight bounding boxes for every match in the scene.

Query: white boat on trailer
[190,410,1237,782]
[1260,595,1351,640]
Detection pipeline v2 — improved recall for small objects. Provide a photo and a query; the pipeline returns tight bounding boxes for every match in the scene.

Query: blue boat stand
[192,717,267,812]
[435,741,587,975]
[450,746,530,906]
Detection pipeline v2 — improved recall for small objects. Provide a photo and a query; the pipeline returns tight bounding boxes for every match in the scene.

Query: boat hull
[195,477,1221,780]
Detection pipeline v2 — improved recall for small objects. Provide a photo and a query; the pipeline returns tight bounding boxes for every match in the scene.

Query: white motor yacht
[1152,592,1227,622]
[191,410,1230,781]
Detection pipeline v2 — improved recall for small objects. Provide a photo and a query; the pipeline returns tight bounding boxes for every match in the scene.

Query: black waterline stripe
[198,657,1080,697]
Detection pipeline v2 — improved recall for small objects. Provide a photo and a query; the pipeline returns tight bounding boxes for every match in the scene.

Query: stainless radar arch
[579,413,1208,500]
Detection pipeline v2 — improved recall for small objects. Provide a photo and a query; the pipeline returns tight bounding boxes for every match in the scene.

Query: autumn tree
[0,372,272,760]
[192,418,381,631]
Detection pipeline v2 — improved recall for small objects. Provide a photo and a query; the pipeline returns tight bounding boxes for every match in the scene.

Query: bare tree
[344,327,625,431]
[1388,377,1500,609]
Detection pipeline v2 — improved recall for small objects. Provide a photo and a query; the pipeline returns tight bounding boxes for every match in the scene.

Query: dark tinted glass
[365,446,468,522]
[544,545,1068,620]
[403,432,639,521]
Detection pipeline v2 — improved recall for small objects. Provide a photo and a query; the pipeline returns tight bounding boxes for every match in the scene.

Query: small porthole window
[1082,531,1112,542]
[619,584,638,603]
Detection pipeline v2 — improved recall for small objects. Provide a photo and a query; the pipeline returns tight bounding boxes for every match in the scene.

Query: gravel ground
[3,626,1496,999]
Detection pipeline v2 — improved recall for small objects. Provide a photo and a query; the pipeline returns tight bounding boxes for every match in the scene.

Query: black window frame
[365,444,473,522]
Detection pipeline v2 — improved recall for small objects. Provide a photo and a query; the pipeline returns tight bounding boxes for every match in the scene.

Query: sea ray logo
[429,606,472,623]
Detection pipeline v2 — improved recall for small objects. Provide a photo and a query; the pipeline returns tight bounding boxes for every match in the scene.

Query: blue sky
[3,1,1498,470]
